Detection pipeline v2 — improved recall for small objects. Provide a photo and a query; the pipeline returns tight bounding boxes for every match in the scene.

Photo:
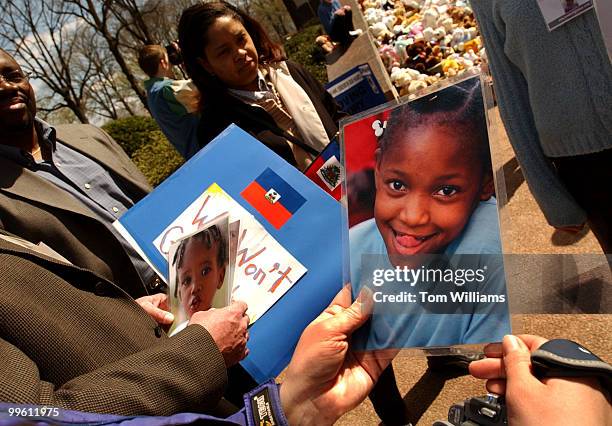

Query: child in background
[173,225,228,318]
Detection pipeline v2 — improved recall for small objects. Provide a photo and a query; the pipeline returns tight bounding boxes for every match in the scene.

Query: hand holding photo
[159,183,307,327]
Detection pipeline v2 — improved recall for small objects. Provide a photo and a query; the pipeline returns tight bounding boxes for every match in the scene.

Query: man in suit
[0,48,158,297]
[0,230,244,415]
[0,231,386,422]
[0,49,262,403]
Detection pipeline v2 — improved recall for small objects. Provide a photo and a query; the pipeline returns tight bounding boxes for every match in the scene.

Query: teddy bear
[462,36,480,54]
[364,7,385,25]
[447,6,468,25]
[393,3,407,19]
[380,44,402,70]
[462,48,479,64]
[424,44,443,70]
[422,27,435,42]
[437,16,454,32]
[383,13,398,31]
[390,66,413,89]
[422,8,439,29]
[441,56,460,76]
[404,40,429,72]
[394,36,413,62]
[370,21,394,43]
[433,26,447,40]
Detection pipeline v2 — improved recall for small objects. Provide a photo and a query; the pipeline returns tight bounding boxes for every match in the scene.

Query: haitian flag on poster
[113,124,347,384]
[304,139,343,201]
[241,168,307,229]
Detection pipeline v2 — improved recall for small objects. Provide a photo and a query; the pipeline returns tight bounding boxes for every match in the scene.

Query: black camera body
[433,339,612,426]
[434,394,507,426]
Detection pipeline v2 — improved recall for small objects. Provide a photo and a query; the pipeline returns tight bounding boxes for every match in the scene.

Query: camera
[165,41,183,66]
[433,394,507,426]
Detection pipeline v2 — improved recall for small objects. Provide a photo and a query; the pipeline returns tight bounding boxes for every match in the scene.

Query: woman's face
[199,16,259,91]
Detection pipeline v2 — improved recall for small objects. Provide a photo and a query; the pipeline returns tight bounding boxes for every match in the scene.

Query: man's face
[374,124,492,259]
[177,238,226,317]
[0,51,36,133]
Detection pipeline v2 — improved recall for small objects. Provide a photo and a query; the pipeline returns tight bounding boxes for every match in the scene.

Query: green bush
[284,23,328,85]
[131,130,185,187]
[102,116,160,157]
[103,116,184,187]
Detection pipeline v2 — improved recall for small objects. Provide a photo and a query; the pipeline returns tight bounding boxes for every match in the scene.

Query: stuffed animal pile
[359,0,483,96]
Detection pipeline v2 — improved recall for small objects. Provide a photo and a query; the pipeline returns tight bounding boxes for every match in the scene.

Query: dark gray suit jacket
[0,124,153,297]
[0,234,228,416]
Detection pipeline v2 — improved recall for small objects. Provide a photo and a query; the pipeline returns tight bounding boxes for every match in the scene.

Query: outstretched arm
[0,326,227,416]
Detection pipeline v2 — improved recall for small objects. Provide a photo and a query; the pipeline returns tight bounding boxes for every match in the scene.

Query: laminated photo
[342,75,511,350]
[168,214,232,336]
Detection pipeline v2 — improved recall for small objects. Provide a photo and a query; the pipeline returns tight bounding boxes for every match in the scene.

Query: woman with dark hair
[178,1,344,169]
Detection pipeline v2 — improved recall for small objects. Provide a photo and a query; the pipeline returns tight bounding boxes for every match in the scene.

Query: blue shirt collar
[227,69,270,101]
[0,118,57,166]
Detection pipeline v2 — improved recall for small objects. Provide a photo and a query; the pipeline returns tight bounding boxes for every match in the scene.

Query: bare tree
[74,25,140,120]
[0,0,92,123]
[142,0,199,45]
[235,0,295,41]
[62,0,154,109]
[0,0,298,124]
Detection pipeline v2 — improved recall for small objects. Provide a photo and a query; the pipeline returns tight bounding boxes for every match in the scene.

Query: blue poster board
[115,125,347,382]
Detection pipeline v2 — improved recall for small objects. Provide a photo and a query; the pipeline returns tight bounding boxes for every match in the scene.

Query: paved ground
[331,108,611,425]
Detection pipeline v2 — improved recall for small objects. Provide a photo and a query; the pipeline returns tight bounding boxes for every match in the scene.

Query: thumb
[330,288,373,336]
[502,335,541,395]
[147,304,175,325]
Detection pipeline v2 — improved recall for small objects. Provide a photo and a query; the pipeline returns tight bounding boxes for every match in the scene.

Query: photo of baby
[344,76,510,349]
[167,215,232,335]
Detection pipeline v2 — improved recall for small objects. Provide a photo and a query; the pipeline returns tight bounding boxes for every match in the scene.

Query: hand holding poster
[113,124,347,382]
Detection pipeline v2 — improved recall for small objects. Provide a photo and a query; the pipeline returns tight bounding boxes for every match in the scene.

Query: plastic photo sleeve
[340,75,511,353]
[167,214,232,336]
